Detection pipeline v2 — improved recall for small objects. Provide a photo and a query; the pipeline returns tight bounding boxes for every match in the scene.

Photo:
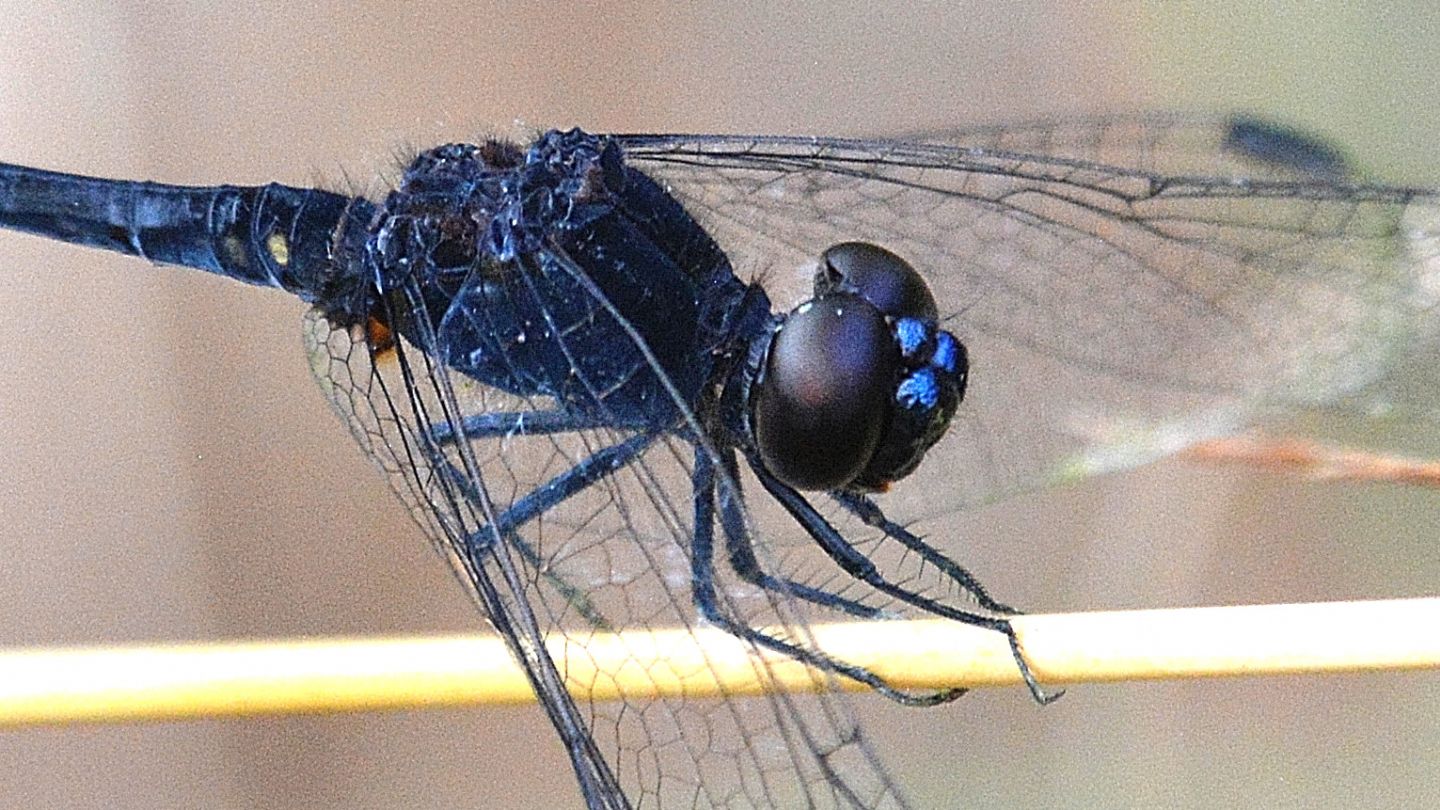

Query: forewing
[621,129,1440,514]
[903,112,1356,180]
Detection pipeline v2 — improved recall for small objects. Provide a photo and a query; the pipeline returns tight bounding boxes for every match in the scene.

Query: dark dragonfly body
[2,115,1436,808]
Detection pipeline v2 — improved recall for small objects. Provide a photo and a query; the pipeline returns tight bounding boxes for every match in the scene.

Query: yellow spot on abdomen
[266,231,290,266]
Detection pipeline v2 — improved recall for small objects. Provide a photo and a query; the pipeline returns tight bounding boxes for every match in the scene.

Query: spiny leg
[433,426,660,630]
[690,447,964,707]
[753,463,1062,706]
[713,450,888,620]
[830,490,1020,615]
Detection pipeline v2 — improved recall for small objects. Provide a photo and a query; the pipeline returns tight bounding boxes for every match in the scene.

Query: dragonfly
[1,113,1436,808]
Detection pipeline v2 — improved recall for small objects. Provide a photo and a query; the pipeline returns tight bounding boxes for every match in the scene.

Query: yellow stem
[2,597,1435,727]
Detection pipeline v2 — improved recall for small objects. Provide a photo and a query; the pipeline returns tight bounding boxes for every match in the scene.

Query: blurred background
[0,2,1436,808]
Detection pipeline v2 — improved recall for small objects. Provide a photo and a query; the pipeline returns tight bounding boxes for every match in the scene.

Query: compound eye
[819,241,938,321]
[752,292,899,491]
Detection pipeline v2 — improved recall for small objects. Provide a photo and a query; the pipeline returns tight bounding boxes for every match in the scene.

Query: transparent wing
[303,262,907,807]
[302,308,632,808]
[901,111,1356,180]
[620,127,1440,513]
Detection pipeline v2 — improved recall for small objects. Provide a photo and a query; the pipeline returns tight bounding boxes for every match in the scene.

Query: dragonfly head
[749,242,967,492]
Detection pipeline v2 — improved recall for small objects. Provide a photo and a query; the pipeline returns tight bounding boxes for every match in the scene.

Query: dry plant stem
[1,597,1435,727]
[1185,436,1440,487]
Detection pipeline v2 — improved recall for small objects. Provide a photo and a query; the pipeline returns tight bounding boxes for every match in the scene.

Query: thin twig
[1,597,1435,727]
[1185,436,1440,487]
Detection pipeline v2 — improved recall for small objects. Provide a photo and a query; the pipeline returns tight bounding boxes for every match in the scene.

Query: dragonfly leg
[712,451,887,620]
[692,448,965,708]
[435,426,660,630]
[829,490,1021,615]
[753,464,1063,706]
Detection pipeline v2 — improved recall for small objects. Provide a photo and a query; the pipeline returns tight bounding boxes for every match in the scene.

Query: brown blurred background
[0,2,1437,808]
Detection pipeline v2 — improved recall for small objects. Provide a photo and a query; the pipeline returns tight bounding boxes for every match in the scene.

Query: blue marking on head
[932,332,959,372]
[895,317,928,359]
[896,367,939,409]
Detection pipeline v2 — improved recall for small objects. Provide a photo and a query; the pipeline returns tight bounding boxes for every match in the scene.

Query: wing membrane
[621,129,1440,509]
[903,111,1354,180]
